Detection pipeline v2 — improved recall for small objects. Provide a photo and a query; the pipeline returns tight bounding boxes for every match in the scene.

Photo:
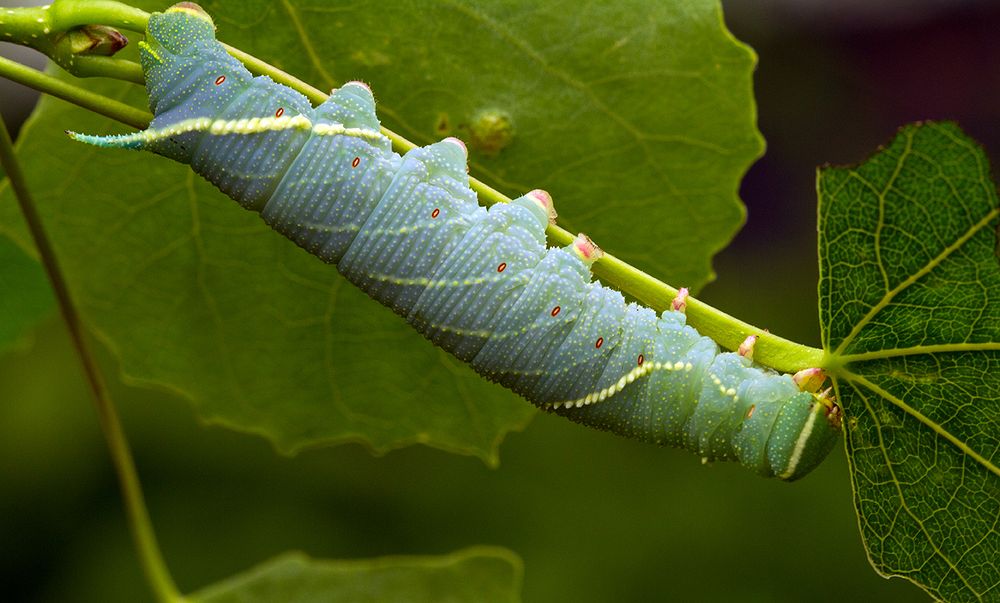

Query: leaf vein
[849,379,980,597]
[832,206,1000,356]
[842,371,1000,480]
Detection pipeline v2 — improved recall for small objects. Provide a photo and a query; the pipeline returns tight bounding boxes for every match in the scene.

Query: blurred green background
[3,0,998,601]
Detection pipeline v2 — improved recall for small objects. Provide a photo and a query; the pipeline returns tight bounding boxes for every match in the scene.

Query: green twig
[0,1,825,373]
[0,55,150,129]
[0,116,185,603]
[46,0,150,32]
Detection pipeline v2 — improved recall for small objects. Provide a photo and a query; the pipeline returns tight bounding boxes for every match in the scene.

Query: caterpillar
[69,3,842,480]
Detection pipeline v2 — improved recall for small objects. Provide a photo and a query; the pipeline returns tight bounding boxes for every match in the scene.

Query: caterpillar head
[769,393,842,481]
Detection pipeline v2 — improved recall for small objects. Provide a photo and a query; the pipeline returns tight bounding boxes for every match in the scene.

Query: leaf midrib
[840,342,1000,362]
[840,370,1000,479]
[831,206,999,358]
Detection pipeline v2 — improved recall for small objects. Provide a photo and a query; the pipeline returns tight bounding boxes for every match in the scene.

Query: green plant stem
[0,1,825,374]
[0,1,149,36]
[47,0,150,31]
[0,55,150,128]
[0,117,185,603]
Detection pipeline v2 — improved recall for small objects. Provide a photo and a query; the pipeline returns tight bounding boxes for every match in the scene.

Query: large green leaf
[191,547,522,603]
[819,121,1000,601]
[0,0,760,463]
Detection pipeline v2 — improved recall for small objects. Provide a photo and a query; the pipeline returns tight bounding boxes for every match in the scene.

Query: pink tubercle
[527,189,558,223]
[737,335,757,360]
[671,287,689,313]
[343,80,372,93]
[572,233,603,264]
[527,188,552,208]
[443,136,467,156]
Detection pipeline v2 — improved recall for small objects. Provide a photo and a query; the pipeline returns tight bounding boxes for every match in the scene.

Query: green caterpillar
[70,3,842,480]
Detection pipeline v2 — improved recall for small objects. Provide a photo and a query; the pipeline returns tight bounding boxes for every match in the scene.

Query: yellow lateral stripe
[312,123,387,141]
[546,360,694,410]
[208,114,313,135]
[116,115,387,145]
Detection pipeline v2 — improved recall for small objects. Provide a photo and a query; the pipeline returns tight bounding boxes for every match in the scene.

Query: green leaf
[190,547,522,603]
[819,121,1000,601]
[0,0,760,463]
[0,206,52,352]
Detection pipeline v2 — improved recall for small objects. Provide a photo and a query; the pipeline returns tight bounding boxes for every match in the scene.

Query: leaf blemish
[435,113,451,135]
